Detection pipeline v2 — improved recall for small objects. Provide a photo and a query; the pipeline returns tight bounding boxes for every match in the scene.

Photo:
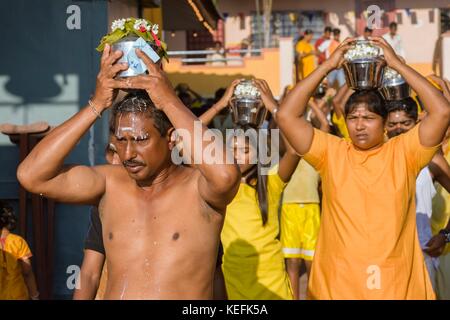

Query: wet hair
[324,26,332,33]
[233,123,270,225]
[344,90,388,119]
[333,28,341,36]
[110,90,172,137]
[389,22,398,29]
[0,200,17,231]
[386,97,418,121]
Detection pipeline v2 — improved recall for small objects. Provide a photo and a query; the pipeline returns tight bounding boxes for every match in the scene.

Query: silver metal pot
[230,97,267,128]
[111,36,161,78]
[342,57,386,90]
[379,77,411,101]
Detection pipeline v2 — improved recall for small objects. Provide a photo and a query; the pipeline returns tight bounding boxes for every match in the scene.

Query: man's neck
[136,163,181,190]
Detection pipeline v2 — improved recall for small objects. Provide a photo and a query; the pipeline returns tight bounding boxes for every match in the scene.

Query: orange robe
[303,124,437,299]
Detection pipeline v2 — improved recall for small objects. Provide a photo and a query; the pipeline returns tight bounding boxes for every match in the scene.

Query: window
[411,11,418,25]
[250,11,325,50]
[396,12,403,24]
[441,8,450,33]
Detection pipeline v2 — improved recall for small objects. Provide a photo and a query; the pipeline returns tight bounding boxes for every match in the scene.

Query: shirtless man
[17,45,241,299]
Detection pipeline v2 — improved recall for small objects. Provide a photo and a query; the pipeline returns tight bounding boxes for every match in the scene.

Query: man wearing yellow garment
[280,160,321,299]
[296,30,317,80]
[429,75,450,299]
[384,96,450,292]
[280,92,330,300]
[431,145,450,299]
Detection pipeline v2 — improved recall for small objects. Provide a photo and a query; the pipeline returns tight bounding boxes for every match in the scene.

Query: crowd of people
[1,24,450,300]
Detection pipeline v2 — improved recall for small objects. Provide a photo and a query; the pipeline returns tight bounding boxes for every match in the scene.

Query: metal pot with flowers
[96,18,168,78]
[230,80,266,128]
[342,40,386,90]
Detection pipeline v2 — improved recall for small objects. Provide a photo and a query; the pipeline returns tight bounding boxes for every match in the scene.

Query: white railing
[167,49,263,56]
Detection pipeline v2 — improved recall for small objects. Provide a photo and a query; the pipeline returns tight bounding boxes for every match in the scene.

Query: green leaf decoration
[96,29,127,52]
[95,17,169,62]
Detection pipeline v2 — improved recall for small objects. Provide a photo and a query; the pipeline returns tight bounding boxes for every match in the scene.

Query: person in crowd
[0,200,39,300]
[277,36,450,299]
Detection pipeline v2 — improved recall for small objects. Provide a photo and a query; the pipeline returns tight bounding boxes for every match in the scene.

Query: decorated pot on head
[342,40,386,90]
[379,67,410,101]
[96,18,168,78]
[229,80,266,128]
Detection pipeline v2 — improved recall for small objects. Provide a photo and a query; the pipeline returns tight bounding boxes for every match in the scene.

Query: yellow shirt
[0,233,32,300]
[296,40,315,79]
[283,159,320,204]
[304,124,437,299]
[431,147,450,255]
[221,168,293,300]
[332,112,350,140]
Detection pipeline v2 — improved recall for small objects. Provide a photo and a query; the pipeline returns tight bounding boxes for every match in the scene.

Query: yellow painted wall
[409,63,435,77]
[143,8,163,29]
[164,49,281,97]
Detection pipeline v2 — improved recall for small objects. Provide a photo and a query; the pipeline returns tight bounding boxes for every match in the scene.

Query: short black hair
[386,97,418,121]
[345,90,388,119]
[364,27,373,33]
[333,28,341,36]
[389,22,398,29]
[324,26,332,33]
[304,29,313,35]
[0,200,17,231]
[110,90,172,137]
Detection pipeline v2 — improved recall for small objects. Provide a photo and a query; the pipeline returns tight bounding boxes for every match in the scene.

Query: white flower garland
[111,19,126,32]
[234,81,261,99]
[383,67,403,81]
[344,41,380,61]
[133,19,150,32]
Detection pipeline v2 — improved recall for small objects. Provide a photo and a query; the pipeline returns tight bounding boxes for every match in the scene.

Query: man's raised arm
[17,44,128,204]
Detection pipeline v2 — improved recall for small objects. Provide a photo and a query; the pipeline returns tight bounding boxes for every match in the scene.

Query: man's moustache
[123,160,145,166]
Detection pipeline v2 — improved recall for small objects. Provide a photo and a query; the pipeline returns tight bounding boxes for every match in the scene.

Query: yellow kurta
[221,169,293,300]
[296,40,315,80]
[0,233,32,300]
[431,145,450,299]
[304,124,437,299]
[283,159,320,204]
